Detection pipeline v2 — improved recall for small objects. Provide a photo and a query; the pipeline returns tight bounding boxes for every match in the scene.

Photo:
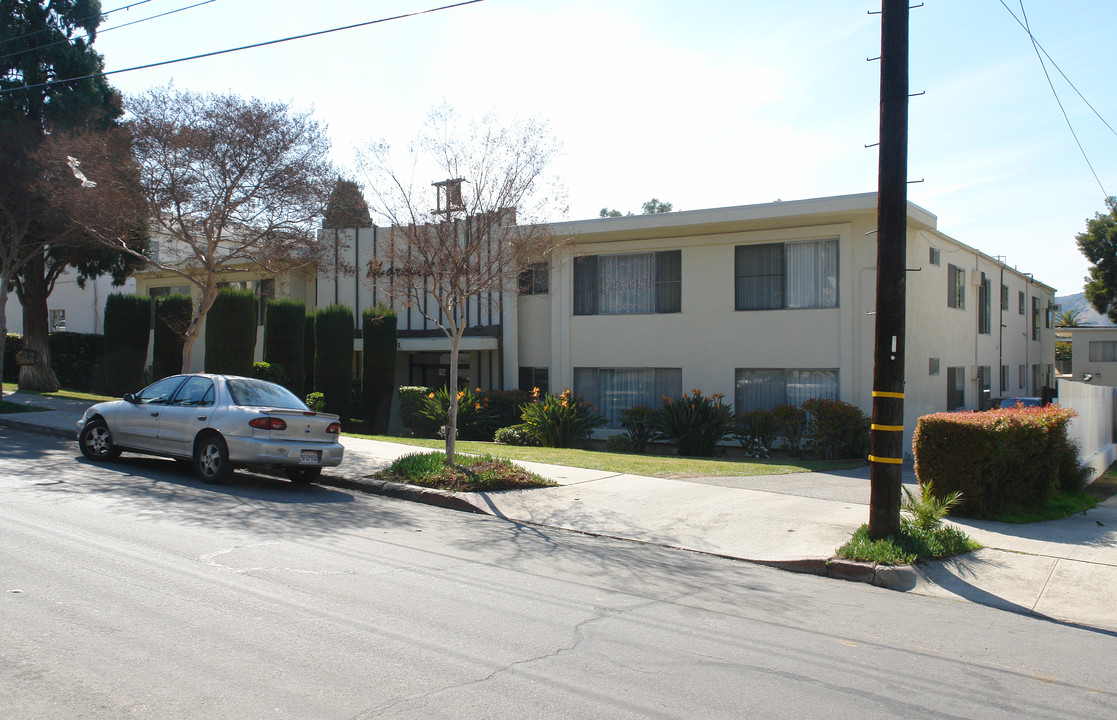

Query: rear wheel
[79,420,121,461]
[194,435,231,483]
[284,467,321,484]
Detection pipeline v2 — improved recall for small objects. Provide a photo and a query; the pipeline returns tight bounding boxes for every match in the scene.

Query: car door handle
[197,416,207,421]
[150,412,159,417]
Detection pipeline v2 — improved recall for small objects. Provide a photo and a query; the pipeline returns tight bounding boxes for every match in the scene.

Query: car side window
[136,377,186,405]
[171,377,215,407]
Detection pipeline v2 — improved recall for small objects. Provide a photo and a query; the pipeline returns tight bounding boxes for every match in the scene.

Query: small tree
[102,294,150,396]
[1078,197,1117,322]
[357,102,568,463]
[314,304,354,419]
[323,178,372,229]
[263,299,306,397]
[361,305,397,433]
[204,289,257,375]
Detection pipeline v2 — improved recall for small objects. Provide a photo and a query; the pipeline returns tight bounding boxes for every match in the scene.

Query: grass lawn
[344,431,862,479]
[2,383,114,403]
[0,399,49,414]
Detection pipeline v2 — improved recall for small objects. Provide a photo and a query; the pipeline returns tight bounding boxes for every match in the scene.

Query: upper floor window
[1001,284,1009,311]
[929,247,941,266]
[947,265,965,309]
[1018,290,1025,315]
[573,250,681,315]
[978,273,991,334]
[518,262,549,295]
[1032,297,1040,340]
[735,238,838,311]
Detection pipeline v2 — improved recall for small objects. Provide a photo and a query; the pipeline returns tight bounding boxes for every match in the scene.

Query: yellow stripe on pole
[872,391,904,399]
[871,424,904,432]
[868,454,904,465]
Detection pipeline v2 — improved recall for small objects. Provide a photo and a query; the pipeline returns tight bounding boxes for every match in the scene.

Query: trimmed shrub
[605,432,634,453]
[49,332,103,392]
[314,304,354,419]
[305,392,324,412]
[361,305,397,434]
[484,389,533,433]
[251,361,286,385]
[420,386,498,440]
[205,288,257,376]
[770,404,808,454]
[521,388,605,448]
[103,293,151,396]
[803,398,870,460]
[734,409,778,453]
[494,424,541,447]
[303,313,316,395]
[621,405,657,453]
[3,334,23,383]
[263,299,305,398]
[913,406,1090,517]
[655,390,734,457]
[152,294,191,380]
[399,385,439,437]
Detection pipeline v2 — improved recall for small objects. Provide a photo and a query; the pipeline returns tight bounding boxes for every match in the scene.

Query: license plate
[299,450,321,465]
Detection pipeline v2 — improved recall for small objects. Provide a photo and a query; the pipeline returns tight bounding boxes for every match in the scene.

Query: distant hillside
[1055,292,1114,326]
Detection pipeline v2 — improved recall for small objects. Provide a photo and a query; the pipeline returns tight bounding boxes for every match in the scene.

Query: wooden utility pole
[868,0,909,539]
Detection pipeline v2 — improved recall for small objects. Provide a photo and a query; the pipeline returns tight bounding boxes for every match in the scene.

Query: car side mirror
[123,393,138,404]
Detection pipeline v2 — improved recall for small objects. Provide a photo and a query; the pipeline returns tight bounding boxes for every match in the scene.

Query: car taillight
[250,417,287,431]
[326,422,341,434]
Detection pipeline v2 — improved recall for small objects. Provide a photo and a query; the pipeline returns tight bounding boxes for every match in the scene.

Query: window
[149,285,191,298]
[517,262,549,295]
[1089,341,1117,362]
[170,377,214,407]
[1018,364,1025,390]
[947,367,965,410]
[1045,304,1052,329]
[1032,297,1040,340]
[1032,364,1042,395]
[735,239,838,310]
[929,247,941,266]
[573,250,681,315]
[1000,365,1009,393]
[977,366,991,409]
[734,368,839,413]
[574,367,681,427]
[978,273,991,334]
[136,376,187,405]
[928,358,940,376]
[49,308,66,331]
[1018,291,1025,315]
[518,367,549,394]
[1001,284,1009,311]
[947,265,965,309]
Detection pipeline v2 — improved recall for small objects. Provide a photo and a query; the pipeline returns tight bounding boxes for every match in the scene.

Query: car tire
[284,467,321,484]
[194,434,232,483]
[79,419,122,461]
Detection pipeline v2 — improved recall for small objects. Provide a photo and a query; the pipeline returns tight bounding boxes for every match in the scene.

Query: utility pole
[868,0,909,539]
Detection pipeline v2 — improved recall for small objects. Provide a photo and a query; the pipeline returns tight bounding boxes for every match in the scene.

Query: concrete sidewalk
[4,388,1117,634]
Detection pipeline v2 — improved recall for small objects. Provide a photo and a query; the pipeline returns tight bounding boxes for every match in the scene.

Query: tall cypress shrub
[152,294,192,380]
[303,312,316,395]
[263,299,305,397]
[205,288,257,376]
[103,293,151,395]
[314,304,354,419]
[362,305,397,433]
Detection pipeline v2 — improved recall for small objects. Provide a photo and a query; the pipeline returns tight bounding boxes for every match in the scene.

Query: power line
[0,0,486,96]
[1003,0,1109,198]
[0,1,219,64]
[0,0,158,48]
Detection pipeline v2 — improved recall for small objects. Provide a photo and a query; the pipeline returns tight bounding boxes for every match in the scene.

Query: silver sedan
[77,374,344,484]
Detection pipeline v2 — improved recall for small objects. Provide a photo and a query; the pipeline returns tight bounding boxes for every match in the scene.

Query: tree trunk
[17,254,60,392]
[0,286,9,390]
[445,336,459,465]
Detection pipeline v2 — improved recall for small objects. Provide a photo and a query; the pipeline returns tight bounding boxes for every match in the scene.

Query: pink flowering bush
[913,405,1089,517]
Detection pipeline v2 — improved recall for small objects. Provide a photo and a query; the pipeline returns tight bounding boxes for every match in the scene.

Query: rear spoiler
[257,407,341,420]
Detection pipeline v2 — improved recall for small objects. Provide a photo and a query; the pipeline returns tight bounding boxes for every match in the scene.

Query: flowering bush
[913,405,1089,517]
[654,389,734,457]
[420,386,498,441]
[802,398,870,460]
[520,388,605,448]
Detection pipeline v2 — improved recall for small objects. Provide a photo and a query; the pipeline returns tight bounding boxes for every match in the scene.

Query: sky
[84,0,1117,296]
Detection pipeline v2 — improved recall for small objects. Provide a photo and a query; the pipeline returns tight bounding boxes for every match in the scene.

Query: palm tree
[1055,308,1085,327]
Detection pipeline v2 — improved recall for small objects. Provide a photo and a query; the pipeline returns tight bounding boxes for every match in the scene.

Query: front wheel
[79,420,121,461]
[194,435,231,483]
[284,466,321,484]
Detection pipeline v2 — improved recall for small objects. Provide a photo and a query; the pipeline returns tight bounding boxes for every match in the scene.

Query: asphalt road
[2,427,1116,719]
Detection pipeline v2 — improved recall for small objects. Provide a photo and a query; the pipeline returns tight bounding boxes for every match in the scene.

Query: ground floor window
[1000,365,1009,394]
[947,366,965,410]
[734,368,838,413]
[518,367,549,395]
[573,367,682,427]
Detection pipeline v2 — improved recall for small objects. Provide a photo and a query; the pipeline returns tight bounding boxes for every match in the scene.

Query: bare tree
[357,103,568,463]
[105,85,335,372]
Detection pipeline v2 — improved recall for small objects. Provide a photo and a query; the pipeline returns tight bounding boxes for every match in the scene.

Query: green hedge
[913,406,1089,517]
[398,385,436,437]
[152,294,192,380]
[3,334,22,384]
[263,299,305,398]
[205,289,257,376]
[49,332,104,392]
[361,305,397,433]
[313,304,353,419]
[103,294,151,396]
[303,313,316,395]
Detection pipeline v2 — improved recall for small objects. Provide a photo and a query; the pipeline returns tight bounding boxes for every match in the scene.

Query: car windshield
[226,378,307,410]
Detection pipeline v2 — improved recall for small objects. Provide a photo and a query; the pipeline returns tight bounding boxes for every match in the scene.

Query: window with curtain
[1089,341,1117,362]
[734,368,838,413]
[574,367,681,427]
[573,251,681,315]
[735,239,837,310]
[947,265,965,309]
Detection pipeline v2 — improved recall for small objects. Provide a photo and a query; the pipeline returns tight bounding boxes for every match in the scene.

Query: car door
[156,376,216,457]
[110,376,186,450]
